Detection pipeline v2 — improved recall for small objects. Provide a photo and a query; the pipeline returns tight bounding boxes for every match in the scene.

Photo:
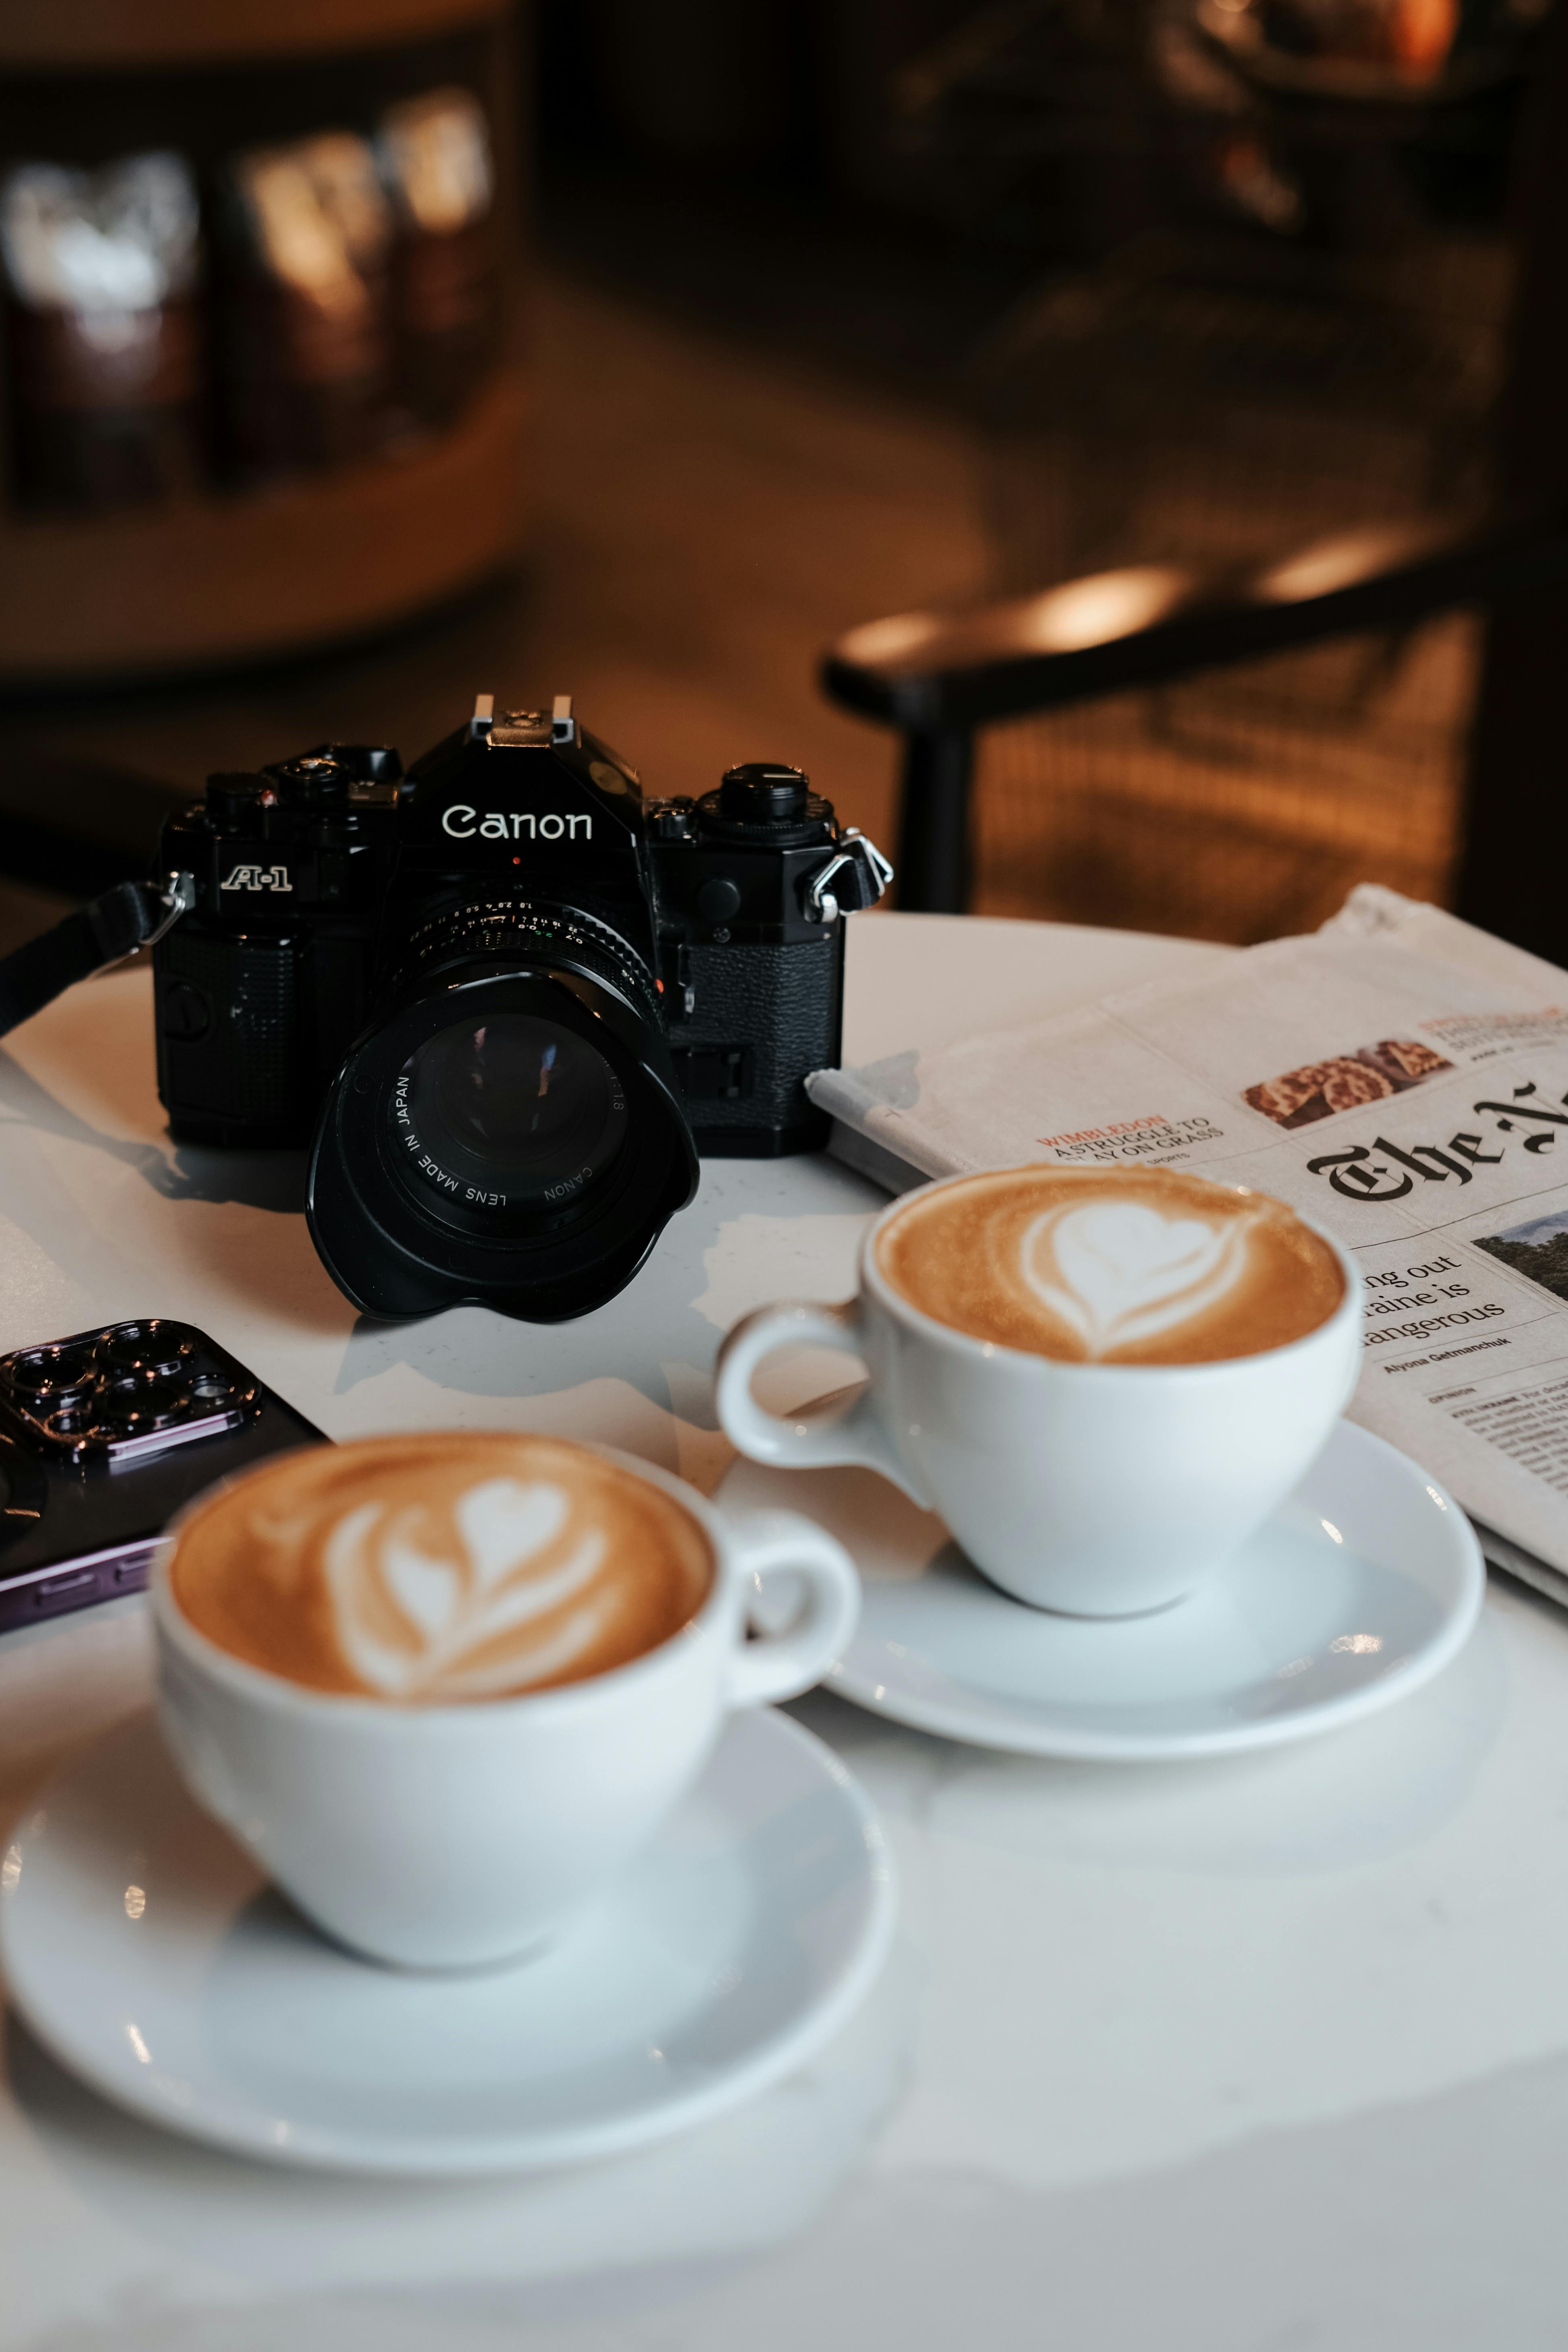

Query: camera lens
[396,1014,628,1215]
[6,1342,97,1403]
[97,1323,190,1382]
[98,1378,189,1432]
[307,900,698,1324]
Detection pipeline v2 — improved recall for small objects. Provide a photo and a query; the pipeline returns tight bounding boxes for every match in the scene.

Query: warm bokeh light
[836,611,943,667]
[1008,566,1193,654]
[1256,529,1421,605]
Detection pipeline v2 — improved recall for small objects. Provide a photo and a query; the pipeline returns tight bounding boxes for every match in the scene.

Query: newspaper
[809,886,1568,1601]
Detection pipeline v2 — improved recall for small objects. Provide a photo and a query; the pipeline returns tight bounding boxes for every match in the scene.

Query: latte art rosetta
[324,1478,619,1700]
[170,1434,713,1701]
[876,1165,1344,1366]
[1021,1199,1258,1359]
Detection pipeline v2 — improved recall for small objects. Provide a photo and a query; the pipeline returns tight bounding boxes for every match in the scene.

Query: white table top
[4,912,1568,2352]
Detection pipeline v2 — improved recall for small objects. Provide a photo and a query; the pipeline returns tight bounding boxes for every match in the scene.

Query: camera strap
[0,871,194,1042]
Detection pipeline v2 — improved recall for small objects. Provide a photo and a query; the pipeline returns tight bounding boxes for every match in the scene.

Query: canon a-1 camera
[149,696,890,1322]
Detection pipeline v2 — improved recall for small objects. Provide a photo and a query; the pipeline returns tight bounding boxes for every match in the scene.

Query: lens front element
[393,1014,628,1216]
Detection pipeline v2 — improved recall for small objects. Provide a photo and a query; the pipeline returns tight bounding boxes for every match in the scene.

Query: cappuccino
[875,1165,1343,1367]
[170,1433,713,1702]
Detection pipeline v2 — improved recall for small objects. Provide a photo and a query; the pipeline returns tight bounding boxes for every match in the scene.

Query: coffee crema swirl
[170,1434,713,1702]
[876,1165,1343,1366]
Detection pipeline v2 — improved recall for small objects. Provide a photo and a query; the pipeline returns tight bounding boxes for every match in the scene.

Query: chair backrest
[822,509,1568,927]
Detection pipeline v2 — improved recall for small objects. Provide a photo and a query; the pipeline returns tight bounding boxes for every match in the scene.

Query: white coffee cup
[152,1444,859,1971]
[716,1177,1362,1618]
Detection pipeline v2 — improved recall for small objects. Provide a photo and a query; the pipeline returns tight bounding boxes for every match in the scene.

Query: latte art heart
[169,1435,714,1702]
[875,1164,1345,1366]
[1022,1201,1255,1358]
[326,1479,614,1701]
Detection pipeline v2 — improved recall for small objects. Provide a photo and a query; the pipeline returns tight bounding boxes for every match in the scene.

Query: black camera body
[151,698,889,1323]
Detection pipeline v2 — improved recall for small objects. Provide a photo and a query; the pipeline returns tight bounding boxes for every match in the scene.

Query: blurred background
[0,0,1562,961]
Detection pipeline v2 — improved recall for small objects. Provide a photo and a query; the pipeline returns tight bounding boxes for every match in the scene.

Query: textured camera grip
[669,933,843,1147]
[154,927,310,1142]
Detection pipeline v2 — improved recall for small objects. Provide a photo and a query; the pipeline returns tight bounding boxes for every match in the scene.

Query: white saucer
[718,1421,1485,1761]
[0,1709,895,2175]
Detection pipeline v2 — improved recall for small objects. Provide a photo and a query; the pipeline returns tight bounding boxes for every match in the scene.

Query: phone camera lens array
[0,1322,247,1451]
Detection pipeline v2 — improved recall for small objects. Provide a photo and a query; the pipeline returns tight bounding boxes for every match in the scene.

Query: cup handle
[722,1507,861,1708]
[715,1300,931,1505]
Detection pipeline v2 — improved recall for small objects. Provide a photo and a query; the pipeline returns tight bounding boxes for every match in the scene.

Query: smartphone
[0,1319,327,1634]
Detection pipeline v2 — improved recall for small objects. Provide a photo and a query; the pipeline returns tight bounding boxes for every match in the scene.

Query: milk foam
[876,1166,1343,1366]
[323,1478,619,1700]
[170,1435,714,1701]
[1021,1197,1258,1359]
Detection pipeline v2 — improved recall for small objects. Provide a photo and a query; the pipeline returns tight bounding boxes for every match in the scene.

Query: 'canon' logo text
[442,805,592,842]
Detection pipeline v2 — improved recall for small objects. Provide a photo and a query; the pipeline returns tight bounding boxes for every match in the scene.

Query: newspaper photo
[808,887,1568,1600]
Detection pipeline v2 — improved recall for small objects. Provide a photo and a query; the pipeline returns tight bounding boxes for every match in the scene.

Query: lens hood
[306,919,698,1322]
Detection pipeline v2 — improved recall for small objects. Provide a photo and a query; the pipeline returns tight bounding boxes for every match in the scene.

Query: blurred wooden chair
[823,504,1568,946]
[822,0,1568,961]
